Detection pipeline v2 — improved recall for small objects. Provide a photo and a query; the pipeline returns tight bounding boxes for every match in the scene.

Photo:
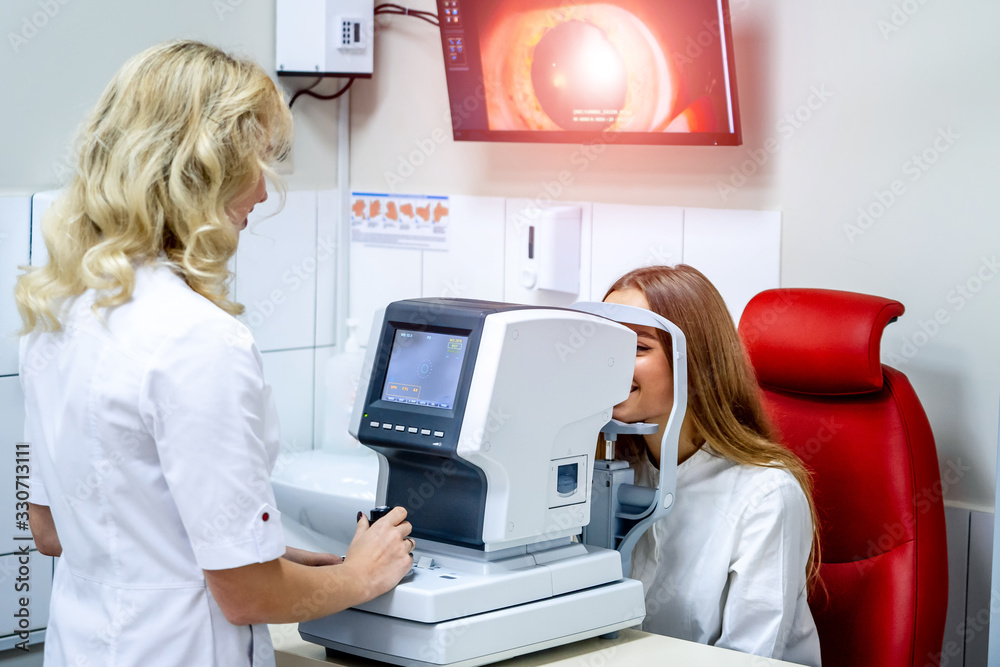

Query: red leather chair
[738,289,948,667]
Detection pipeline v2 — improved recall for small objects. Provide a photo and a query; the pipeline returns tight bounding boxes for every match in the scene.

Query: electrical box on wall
[276,0,375,77]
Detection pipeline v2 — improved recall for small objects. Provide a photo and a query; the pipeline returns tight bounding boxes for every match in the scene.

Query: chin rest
[739,288,948,667]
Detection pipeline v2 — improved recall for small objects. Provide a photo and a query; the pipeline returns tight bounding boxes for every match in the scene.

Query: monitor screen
[381,330,469,410]
[437,0,740,145]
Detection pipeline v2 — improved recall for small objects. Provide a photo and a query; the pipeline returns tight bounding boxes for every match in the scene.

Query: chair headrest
[738,289,904,395]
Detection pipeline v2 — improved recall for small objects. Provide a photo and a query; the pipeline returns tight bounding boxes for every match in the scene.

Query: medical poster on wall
[350,192,450,250]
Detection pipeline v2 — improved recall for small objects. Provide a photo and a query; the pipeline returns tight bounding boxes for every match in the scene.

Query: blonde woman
[603,265,821,666]
[17,41,414,666]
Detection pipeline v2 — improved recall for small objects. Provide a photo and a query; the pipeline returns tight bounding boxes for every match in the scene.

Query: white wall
[775,1,1000,513]
[1,1,997,661]
[0,0,341,195]
[348,0,1000,511]
[6,2,995,509]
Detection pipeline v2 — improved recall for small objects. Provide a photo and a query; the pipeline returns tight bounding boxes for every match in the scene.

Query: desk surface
[271,624,801,667]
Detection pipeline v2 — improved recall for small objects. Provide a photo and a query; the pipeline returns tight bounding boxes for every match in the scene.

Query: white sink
[270,449,380,554]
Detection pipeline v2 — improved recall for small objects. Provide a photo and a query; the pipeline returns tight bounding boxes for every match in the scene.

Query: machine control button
[416,556,435,569]
[421,429,431,436]
[369,421,380,428]
[434,430,445,438]
[408,427,418,433]
[382,423,393,430]
[395,425,405,432]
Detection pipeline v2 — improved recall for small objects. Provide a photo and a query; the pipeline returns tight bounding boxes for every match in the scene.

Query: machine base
[299,578,645,667]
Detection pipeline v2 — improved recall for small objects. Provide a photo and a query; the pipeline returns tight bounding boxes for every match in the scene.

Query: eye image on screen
[381,330,469,410]
[438,0,739,145]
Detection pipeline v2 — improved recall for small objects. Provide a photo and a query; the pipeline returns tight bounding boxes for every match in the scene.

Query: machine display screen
[381,329,469,410]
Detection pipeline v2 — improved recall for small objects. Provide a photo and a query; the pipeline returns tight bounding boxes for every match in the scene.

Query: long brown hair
[605,264,821,591]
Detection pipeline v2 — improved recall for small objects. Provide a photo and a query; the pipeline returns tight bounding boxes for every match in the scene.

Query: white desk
[271,624,803,667]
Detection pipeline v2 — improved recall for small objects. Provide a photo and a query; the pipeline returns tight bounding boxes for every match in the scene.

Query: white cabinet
[0,197,31,377]
[349,244,423,344]
[29,191,60,268]
[0,376,28,557]
[236,190,319,353]
[422,195,505,303]
[590,203,684,299]
[315,190,339,348]
[682,208,781,323]
[262,348,316,454]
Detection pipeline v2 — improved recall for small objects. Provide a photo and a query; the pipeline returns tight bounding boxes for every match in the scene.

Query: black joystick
[369,506,392,523]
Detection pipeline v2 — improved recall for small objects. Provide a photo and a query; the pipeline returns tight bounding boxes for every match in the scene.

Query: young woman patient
[603,264,821,666]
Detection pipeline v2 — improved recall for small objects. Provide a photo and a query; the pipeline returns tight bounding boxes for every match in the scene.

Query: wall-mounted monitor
[437,0,741,146]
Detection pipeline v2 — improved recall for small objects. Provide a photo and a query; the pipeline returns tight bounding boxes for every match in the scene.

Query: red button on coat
[262,512,270,522]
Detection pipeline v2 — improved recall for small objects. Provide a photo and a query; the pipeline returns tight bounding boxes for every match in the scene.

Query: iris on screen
[439,0,739,144]
[530,20,627,131]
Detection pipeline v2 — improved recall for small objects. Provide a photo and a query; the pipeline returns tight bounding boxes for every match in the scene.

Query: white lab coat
[630,446,821,666]
[20,263,286,667]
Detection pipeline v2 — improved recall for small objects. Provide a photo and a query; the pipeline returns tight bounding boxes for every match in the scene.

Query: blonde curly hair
[16,40,293,332]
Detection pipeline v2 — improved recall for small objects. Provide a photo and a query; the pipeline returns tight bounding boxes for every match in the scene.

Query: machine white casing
[349,306,636,552]
[455,309,632,549]
[572,301,687,577]
[304,300,646,666]
[299,580,643,667]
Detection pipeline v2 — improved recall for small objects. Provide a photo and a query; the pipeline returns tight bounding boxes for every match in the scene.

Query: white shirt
[630,446,821,666]
[20,263,286,667]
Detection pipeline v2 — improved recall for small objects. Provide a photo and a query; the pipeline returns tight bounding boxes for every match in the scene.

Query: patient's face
[604,289,674,428]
